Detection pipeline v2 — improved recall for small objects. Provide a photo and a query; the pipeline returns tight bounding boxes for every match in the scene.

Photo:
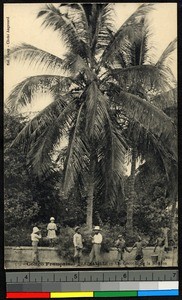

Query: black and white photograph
[4,3,178,269]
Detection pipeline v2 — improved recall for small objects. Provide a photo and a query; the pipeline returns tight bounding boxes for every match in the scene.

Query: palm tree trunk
[86,150,95,230]
[126,147,137,236]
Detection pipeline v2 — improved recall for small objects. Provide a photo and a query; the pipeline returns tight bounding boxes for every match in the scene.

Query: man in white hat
[31,226,41,264]
[47,217,57,247]
[89,226,103,265]
[73,226,83,266]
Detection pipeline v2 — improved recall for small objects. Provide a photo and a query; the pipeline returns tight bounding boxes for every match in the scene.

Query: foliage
[5,4,177,232]
[56,223,145,260]
[133,155,176,244]
[4,112,41,230]
[4,227,31,247]
[30,173,63,224]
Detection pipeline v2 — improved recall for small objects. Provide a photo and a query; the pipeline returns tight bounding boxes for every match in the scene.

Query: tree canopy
[6,3,177,230]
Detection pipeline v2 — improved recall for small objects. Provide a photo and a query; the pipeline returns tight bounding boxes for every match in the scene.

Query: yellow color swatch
[51,291,93,298]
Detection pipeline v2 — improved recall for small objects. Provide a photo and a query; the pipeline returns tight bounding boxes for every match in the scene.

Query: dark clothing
[131,241,145,266]
[135,241,144,257]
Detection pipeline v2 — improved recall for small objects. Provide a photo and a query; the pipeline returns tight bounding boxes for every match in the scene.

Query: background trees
[5,3,177,239]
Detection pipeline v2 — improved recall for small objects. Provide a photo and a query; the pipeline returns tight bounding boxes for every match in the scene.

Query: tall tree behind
[7,4,177,230]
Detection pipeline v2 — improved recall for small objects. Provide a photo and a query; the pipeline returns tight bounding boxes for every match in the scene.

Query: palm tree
[6,4,177,230]
[103,17,177,235]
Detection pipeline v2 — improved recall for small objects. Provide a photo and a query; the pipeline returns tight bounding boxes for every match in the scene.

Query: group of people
[73,225,103,266]
[31,218,167,267]
[31,217,57,263]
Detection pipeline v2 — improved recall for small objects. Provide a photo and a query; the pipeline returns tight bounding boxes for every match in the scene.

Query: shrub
[4,223,148,251]
[56,226,75,261]
[56,223,134,260]
[4,227,31,246]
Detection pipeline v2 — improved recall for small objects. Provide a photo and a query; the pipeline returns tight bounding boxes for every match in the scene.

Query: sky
[4,3,177,112]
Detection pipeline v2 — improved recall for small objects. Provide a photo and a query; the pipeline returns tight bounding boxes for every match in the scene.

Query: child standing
[115,234,130,266]
[154,232,166,266]
[73,226,83,266]
[130,236,147,267]
[31,226,41,264]
[47,217,57,247]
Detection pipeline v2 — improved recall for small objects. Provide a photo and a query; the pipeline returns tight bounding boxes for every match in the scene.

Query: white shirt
[93,233,102,244]
[47,222,57,239]
[73,233,83,248]
[31,233,41,242]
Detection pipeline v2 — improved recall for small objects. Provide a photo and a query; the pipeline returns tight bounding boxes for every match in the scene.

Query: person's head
[33,227,40,234]
[50,217,55,223]
[118,234,123,240]
[75,226,80,234]
[93,226,101,234]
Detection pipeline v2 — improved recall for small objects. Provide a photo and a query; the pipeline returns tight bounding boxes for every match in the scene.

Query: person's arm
[35,233,41,239]
[142,240,148,248]
[125,245,130,253]
[115,240,119,246]
[154,239,158,252]
[99,234,103,244]
[91,235,95,244]
[129,243,136,253]
[73,234,77,247]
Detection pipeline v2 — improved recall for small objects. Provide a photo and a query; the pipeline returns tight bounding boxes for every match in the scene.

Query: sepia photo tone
[4,3,177,269]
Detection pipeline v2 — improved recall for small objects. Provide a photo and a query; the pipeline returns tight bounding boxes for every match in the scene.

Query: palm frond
[129,20,152,66]
[60,4,90,45]
[150,88,177,110]
[146,132,177,185]
[27,119,60,178]
[63,103,88,193]
[93,94,128,204]
[112,88,177,161]
[9,43,63,71]
[63,52,90,76]
[110,64,175,94]
[112,19,153,68]
[11,96,78,177]
[85,82,98,138]
[101,3,154,64]
[6,75,71,111]
[37,4,87,56]
[88,4,114,55]
[156,38,177,68]
[97,126,128,206]
[10,96,68,148]
[84,83,110,141]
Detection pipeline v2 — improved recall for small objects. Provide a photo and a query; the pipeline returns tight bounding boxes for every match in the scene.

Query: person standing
[130,236,147,267]
[47,217,57,247]
[89,226,103,265]
[115,234,130,266]
[154,232,166,266]
[73,226,83,266]
[31,226,41,264]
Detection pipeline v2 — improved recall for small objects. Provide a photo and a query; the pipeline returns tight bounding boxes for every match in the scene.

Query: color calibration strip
[6,290,179,298]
